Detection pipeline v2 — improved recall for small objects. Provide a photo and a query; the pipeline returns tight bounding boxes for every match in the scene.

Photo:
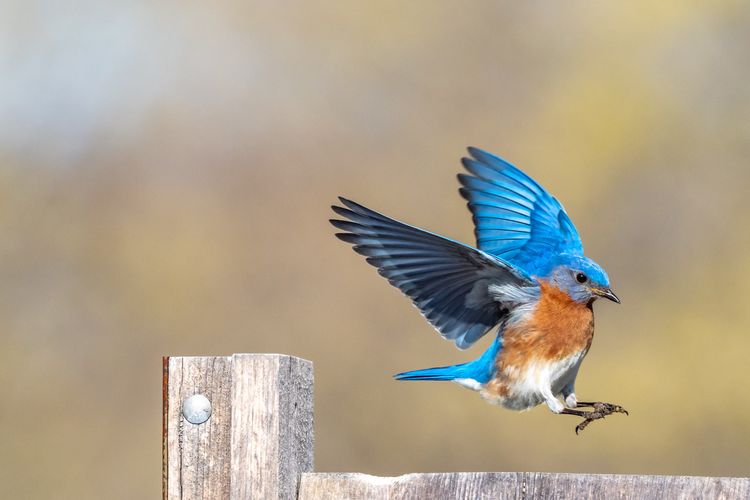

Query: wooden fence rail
[163,354,749,499]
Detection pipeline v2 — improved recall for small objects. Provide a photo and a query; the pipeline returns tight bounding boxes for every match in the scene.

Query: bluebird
[330,147,627,434]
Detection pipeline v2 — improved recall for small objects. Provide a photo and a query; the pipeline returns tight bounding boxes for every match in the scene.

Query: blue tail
[394,334,501,384]
[394,365,465,381]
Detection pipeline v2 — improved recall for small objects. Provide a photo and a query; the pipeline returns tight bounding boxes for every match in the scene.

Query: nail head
[183,394,212,425]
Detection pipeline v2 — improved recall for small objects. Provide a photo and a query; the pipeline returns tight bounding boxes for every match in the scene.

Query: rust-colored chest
[501,281,595,365]
[482,282,595,403]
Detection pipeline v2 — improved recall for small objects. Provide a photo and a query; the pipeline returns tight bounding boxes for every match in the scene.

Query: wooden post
[163,353,750,500]
[163,354,314,499]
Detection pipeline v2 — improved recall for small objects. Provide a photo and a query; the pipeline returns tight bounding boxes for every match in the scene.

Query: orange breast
[483,281,594,398]
[509,280,596,360]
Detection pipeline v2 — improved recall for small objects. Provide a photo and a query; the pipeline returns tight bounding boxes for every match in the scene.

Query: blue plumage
[458,147,584,277]
[394,333,502,383]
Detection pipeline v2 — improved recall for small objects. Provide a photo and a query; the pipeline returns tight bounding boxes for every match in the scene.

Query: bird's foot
[561,402,628,434]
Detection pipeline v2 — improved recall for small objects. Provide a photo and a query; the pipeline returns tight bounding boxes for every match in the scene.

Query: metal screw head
[182,394,212,425]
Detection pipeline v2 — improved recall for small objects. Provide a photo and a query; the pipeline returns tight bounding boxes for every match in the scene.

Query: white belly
[481,350,587,411]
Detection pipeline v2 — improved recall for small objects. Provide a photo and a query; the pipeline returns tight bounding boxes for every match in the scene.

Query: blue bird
[330,147,626,433]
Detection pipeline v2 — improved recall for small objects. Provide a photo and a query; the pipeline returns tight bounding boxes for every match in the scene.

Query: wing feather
[458,147,584,276]
[331,197,535,349]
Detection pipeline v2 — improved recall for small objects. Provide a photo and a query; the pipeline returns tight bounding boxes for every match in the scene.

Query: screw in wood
[182,394,212,425]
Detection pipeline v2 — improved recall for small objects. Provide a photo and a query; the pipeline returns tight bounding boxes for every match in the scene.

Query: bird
[330,147,626,434]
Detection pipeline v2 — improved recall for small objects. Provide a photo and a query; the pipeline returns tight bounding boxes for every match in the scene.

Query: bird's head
[547,254,619,305]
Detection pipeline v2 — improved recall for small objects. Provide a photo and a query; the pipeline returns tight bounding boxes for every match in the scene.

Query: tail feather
[394,333,502,383]
[394,364,467,381]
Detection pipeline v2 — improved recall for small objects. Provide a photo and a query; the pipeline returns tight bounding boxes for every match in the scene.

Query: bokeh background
[2,1,750,498]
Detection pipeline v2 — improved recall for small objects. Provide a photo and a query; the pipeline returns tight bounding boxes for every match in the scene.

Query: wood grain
[230,354,314,499]
[299,472,750,499]
[163,354,313,499]
[165,356,233,500]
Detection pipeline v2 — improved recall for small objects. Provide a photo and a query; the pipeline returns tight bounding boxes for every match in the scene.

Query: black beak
[597,288,621,304]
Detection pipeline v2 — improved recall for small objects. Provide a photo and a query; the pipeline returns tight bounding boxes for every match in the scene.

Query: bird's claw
[574,402,628,435]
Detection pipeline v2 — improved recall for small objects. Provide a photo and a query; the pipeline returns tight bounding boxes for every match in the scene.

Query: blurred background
[1,1,749,498]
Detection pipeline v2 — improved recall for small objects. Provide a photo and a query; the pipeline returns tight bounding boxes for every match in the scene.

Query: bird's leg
[541,388,565,414]
[561,382,577,408]
[575,401,629,415]
[560,402,629,434]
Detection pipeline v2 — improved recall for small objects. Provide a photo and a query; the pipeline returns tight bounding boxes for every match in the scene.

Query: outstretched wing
[458,147,584,277]
[330,197,535,350]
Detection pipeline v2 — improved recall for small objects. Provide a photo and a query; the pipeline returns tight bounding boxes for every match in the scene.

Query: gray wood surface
[165,356,233,500]
[164,354,748,500]
[163,354,313,500]
[299,472,750,499]
[230,354,314,499]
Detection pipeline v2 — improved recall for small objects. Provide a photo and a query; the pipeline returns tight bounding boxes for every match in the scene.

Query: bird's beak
[593,287,621,304]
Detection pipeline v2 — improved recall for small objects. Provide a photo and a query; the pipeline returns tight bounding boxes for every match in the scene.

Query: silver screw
[182,394,212,425]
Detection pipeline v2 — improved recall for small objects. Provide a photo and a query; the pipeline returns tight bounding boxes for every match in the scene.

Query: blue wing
[331,197,534,349]
[458,147,584,277]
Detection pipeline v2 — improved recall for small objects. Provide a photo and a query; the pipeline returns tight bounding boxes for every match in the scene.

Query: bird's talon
[575,419,591,434]
[571,402,627,434]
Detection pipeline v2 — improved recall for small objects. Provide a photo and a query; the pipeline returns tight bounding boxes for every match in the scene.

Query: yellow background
[1,2,749,497]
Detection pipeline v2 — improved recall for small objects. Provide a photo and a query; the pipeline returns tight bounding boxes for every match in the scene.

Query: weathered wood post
[163,353,750,499]
[163,354,313,499]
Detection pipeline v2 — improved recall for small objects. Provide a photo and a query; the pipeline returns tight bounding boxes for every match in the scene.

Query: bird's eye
[576,273,588,284]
